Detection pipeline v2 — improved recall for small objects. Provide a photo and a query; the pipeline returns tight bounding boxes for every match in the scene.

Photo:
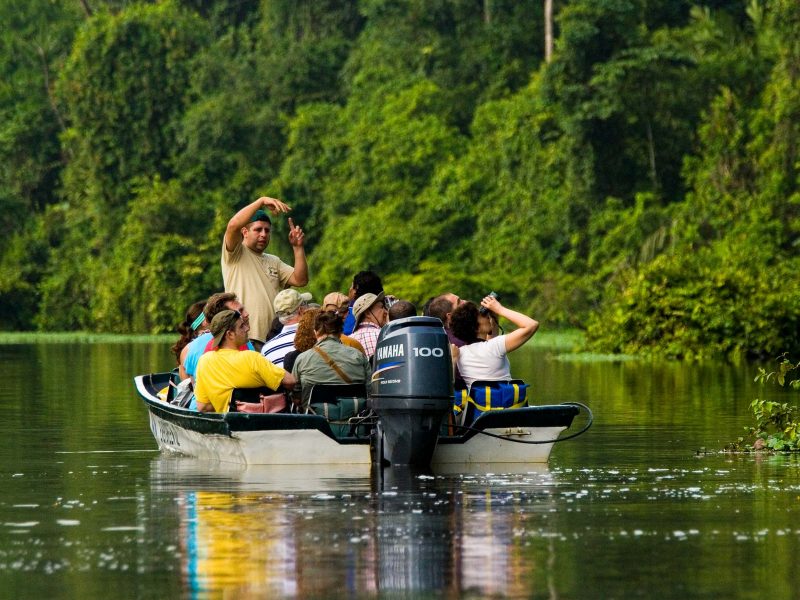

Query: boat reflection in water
[150,457,557,597]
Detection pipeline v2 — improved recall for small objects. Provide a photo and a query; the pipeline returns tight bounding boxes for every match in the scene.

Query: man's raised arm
[224,196,292,252]
[286,217,309,287]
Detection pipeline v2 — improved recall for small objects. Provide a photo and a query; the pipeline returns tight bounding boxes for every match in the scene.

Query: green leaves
[749,398,800,451]
[728,356,800,452]
[1,0,799,358]
[58,1,209,211]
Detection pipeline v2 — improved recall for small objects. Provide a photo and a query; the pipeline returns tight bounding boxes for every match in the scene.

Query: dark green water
[1,341,798,599]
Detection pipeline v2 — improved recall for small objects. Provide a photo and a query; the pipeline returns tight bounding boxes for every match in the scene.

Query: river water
[1,341,798,599]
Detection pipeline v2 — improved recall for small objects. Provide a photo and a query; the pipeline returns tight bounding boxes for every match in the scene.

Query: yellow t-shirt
[195,349,286,413]
[221,240,295,343]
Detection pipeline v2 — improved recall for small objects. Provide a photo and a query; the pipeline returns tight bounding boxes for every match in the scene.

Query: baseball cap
[274,289,313,317]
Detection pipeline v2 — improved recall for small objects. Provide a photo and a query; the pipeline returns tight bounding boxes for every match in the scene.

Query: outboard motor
[370,316,453,466]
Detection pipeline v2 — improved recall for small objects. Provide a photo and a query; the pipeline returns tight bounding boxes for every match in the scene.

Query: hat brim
[275,292,314,316]
[355,292,385,324]
[211,330,226,348]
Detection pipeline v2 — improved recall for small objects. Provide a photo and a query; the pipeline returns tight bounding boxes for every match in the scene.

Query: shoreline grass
[0,328,639,361]
[0,327,603,355]
[0,332,174,344]
[532,329,586,350]
[0,329,588,346]
[531,329,639,361]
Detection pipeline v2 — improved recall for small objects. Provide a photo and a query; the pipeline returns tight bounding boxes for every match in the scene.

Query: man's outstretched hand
[259,196,292,215]
[288,217,305,247]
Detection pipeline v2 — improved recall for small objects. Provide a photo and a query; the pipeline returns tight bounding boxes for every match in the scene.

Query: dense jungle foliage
[2,0,799,359]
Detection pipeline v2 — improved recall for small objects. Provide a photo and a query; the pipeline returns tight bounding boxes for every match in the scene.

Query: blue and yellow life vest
[453,379,529,424]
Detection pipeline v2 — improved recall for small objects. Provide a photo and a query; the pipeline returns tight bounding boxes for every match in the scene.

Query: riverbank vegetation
[0,329,578,349]
[2,0,799,359]
[728,355,800,451]
[0,332,174,344]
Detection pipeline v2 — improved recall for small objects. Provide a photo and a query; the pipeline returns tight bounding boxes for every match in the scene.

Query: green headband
[190,312,206,331]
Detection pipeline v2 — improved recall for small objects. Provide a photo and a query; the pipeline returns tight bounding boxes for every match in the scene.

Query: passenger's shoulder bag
[235,392,287,414]
[313,346,353,384]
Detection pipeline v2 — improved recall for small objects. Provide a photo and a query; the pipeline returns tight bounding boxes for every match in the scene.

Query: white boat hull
[137,372,583,468]
[149,409,565,466]
[149,410,371,465]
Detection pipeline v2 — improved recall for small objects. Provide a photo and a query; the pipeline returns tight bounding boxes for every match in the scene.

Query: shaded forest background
[2,0,799,359]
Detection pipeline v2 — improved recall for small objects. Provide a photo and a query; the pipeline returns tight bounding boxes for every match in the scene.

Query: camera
[478,291,499,315]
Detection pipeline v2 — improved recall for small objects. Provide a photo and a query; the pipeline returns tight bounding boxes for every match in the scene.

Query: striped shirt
[261,323,298,367]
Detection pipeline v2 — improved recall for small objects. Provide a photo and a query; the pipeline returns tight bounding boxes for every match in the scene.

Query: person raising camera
[448,294,539,389]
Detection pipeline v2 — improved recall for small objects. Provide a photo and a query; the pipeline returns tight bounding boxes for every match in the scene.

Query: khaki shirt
[221,240,294,343]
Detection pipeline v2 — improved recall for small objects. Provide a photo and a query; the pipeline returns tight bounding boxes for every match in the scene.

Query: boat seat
[307,383,369,437]
[165,367,181,403]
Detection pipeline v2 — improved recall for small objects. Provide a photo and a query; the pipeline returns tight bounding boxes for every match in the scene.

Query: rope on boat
[450,402,594,445]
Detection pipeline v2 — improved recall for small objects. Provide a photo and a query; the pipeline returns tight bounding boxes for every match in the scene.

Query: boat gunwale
[136,373,365,442]
[136,372,580,446]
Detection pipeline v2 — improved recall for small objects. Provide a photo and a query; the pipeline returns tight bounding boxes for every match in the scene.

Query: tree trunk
[483,0,492,25]
[78,0,93,17]
[35,45,66,134]
[544,0,553,63]
[645,118,658,190]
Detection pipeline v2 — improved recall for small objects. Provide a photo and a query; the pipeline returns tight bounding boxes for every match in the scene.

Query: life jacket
[453,379,529,425]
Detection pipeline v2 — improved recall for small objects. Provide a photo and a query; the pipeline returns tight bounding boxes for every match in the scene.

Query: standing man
[222,196,309,351]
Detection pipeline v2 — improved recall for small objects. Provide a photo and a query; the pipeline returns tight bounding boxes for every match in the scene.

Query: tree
[0,0,79,231]
[585,0,800,358]
[38,1,209,330]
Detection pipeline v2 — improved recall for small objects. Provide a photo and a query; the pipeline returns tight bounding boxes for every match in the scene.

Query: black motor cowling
[370,316,453,466]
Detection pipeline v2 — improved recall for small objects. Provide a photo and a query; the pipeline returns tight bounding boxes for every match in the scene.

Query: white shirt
[456,335,511,389]
[261,323,298,367]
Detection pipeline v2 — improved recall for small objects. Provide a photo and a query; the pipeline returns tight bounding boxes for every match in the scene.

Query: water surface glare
[0,341,797,598]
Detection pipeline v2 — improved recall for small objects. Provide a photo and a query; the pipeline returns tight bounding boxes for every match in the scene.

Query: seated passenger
[282,308,320,373]
[321,293,366,353]
[195,310,295,413]
[448,295,538,389]
[388,299,417,321]
[322,291,349,316]
[478,310,501,340]
[172,300,207,381]
[350,292,388,359]
[261,289,312,367]
[423,292,465,347]
[424,292,466,388]
[343,270,384,335]
[182,292,253,383]
[264,316,283,342]
[291,311,371,411]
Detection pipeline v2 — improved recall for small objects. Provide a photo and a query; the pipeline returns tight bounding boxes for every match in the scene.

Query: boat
[135,317,591,467]
[136,371,587,466]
